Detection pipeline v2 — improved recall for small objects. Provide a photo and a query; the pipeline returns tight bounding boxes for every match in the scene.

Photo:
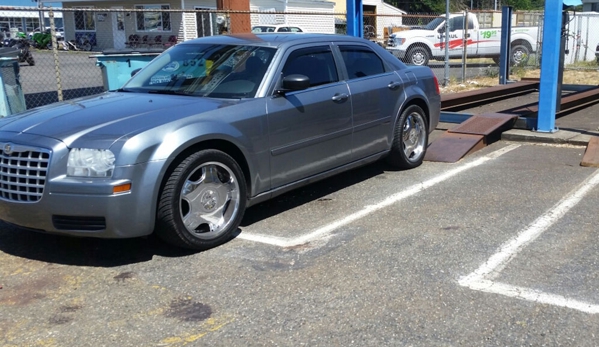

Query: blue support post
[498,6,512,85]
[346,0,363,38]
[536,0,563,132]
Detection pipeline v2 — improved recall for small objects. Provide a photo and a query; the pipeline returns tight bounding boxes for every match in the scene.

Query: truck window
[448,17,464,31]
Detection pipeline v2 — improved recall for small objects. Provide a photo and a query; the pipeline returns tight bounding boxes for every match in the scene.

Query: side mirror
[437,27,445,33]
[131,68,142,77]
[276,74,310,95]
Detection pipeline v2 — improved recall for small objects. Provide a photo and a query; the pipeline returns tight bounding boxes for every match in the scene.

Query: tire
[406,46,429,66]
[387,105,429,169]
[82,42,92,51]
[510,44,530,66]
[492,56,500,65]
[26,54,35,66]
[155,149,247,250]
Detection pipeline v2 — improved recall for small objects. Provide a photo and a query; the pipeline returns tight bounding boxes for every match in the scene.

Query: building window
[74,7,95,31]
[592,2,599,11]
[135,4,171,31]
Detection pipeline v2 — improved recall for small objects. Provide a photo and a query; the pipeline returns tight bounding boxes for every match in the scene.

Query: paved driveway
[2,140,598,346]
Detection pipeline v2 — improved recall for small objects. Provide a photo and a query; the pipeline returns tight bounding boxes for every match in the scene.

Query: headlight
[67,148,116,177]
[398,38,406,45]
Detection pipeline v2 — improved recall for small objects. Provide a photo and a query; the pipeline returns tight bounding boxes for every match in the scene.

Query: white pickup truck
[387,13,539,66]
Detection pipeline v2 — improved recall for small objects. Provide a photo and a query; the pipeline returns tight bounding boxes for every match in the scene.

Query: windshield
[251,26,276,33]
[122,44,276,99]
[424,17,446,30]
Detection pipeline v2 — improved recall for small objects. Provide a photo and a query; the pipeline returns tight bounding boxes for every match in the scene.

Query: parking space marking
[238,144,521,248]
[459,168,599,314]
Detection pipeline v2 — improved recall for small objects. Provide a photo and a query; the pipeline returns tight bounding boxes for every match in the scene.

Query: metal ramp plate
[581,137,599,167]
[425,113,517,163]
[448,113,518,136]
[424,133,485,163]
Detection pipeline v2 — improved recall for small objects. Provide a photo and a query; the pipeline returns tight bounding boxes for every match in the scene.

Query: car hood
[395,29,436,38]
[0,92,239,147]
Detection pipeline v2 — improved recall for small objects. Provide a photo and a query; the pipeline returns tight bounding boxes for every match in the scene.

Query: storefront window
[74,7,96,31]
[135,4,171,31]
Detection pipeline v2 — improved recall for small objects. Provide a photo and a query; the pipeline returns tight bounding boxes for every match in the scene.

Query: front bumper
[387,47,407,60]
[0,133,165,238]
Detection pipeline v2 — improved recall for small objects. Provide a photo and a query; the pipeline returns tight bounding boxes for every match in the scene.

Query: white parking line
[459,168,599,314]
[238,144,521,248]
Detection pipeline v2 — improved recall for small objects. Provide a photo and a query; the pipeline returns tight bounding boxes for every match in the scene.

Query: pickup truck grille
[0,144,50,202]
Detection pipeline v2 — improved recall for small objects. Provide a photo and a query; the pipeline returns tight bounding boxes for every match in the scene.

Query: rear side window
[339,46,386,80]
[282,46,338,87]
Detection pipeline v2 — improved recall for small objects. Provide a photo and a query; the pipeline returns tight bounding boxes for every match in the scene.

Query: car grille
[0,143,50,202]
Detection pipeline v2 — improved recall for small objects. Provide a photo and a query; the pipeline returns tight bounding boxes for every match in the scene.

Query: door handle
[388,81,402,90]
[332,93,349,102]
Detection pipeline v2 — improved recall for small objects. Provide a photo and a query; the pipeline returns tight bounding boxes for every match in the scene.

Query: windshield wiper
[148,89,192,95]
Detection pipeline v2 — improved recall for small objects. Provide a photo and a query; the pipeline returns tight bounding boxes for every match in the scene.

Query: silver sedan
[0,33,440,250]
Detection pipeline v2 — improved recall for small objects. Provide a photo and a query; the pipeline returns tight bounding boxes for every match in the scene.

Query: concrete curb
[501,129,591,147]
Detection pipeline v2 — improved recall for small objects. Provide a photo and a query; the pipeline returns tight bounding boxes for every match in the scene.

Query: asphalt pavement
[2,54,599,346]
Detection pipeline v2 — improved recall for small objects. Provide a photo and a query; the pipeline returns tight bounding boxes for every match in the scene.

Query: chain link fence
[1,7,599,110]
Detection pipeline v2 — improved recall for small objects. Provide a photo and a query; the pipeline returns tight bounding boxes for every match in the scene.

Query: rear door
[266,45,353,188]
[337,43,404,159]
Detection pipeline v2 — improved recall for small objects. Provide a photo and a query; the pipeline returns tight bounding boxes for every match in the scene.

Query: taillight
[433,75,440,95]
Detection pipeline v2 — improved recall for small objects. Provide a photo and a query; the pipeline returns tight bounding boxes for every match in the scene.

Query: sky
[1,0,62,7]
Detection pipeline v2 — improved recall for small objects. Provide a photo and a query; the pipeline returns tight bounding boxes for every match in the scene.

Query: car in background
[251,25,305,33]
[55,27,64,40]
[595,42,599,64]
[0,33,440,250]
[27,27,63,40]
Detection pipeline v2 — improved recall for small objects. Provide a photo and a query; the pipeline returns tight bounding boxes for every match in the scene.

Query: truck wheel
[387,105,429,169]
[407,46,429,66]
[511,44,530,66]
[155,149,247,250]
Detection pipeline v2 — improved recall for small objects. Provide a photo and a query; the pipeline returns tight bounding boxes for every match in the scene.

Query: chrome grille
[0,143,50,202]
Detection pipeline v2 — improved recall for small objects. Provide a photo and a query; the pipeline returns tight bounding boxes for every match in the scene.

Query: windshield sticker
[162,61,180,72]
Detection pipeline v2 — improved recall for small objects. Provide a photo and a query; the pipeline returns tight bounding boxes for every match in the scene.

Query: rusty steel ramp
[441,80,539,111]
[581,137,599,167]
[499,85,599,117]
[425,113,518,163]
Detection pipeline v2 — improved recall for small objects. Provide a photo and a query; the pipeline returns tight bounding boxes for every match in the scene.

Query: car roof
[254,24,303,28]
[181,33,375,49]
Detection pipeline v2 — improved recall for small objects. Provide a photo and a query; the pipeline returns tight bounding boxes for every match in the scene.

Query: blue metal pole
[537,0,563,132]
[498,6,512,85]
[346,0,363,38]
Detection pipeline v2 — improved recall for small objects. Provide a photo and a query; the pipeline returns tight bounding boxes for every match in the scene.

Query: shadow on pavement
[0,222,196,267]
[241,160,403,227]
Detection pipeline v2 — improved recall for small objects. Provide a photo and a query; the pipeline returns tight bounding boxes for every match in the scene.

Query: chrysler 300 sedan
[0,33,440,250]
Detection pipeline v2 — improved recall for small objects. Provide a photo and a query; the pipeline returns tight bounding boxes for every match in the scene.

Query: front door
[111,6,126,49]
[266,45,352,188]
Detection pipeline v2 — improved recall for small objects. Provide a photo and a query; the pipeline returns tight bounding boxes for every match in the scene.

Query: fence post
[461,10,468,83]
[49,9,63,102]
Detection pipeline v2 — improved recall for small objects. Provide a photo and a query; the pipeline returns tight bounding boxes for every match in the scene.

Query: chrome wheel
[408,47,429,66]
[511,44,530,66]
[402,111,427,162]
[387,105,428,169]
[155,149,247,250]
[180,161,240,240]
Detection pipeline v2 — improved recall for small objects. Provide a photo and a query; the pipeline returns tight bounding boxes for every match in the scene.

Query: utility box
[92,49,162,91]
[0,57,26,117]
